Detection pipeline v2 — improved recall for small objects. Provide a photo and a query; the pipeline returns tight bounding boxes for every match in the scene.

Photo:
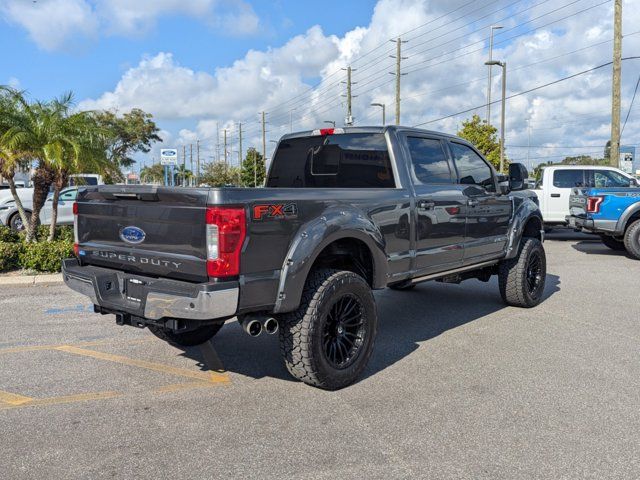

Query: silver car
[0,187,78,231]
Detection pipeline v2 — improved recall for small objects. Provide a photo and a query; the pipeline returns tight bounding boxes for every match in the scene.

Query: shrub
[0,226,19,243]
[0,242,22,271]
[34,225,74,242]
[18,240,74,273]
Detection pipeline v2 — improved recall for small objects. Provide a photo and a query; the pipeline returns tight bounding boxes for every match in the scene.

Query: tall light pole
[485,60,506,173]
[371,102,386,126]
[289,108,296,133]
[324,120,336,128]
[486,25,503,125]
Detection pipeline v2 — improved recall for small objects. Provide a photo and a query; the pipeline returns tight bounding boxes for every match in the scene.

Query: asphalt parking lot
[1,231,639,479]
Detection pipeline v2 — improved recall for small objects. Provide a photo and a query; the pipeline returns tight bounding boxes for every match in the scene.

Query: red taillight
[205,207,246,278]
[586,196,604,213]
[73,243,79,257]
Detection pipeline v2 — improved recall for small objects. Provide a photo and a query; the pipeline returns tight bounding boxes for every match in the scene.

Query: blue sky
[2,0,377,102]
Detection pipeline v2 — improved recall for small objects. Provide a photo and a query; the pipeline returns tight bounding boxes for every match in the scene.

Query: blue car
[568,187,640,258]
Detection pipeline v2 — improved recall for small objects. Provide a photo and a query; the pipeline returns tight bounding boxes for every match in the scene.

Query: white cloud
[0,0,98,51]
[0,0,258,50]
[80,0,640,166]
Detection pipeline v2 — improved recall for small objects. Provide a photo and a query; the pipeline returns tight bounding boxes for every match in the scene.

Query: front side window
[449,142,495,191]
[553,170,585,188]
[406,137,453,184]
[267,133,395,188]
[592,170,631,188]
[60,190,78,201]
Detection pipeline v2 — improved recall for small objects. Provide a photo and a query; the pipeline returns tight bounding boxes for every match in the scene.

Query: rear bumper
[62,258,239,321]
[566,215,618,233]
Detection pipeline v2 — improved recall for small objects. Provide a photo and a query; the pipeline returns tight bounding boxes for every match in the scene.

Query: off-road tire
[278,269,377,390]
[600,234,626,251]
[388,281,415,291]
[498,238,546,308]
[623,219,640,260]
[148,323,223,347]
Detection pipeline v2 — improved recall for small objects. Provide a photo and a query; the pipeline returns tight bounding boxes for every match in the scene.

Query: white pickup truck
[532,165,638,225]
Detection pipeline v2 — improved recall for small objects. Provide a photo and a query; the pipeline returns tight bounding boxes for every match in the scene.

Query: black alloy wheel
[322,294,366,369]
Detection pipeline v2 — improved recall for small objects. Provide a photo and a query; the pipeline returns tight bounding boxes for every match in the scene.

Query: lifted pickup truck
[568,187,640,259]
[63,126,546,389]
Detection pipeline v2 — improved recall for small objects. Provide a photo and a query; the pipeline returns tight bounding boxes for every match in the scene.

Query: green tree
[456,114,505,170]
[173,164,193,186]
[201,162,241,187]
[140,163,165,184]
[92,108,162,181]
[240,147,266,187]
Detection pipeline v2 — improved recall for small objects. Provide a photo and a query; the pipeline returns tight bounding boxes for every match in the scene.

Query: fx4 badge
[253,203,298,221]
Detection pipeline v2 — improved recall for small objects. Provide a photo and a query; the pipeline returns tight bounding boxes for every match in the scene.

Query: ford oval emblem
[120,226,146,244]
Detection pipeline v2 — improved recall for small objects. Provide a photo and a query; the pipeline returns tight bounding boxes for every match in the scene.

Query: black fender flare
[505,198,543,260]
[273,206,388,314]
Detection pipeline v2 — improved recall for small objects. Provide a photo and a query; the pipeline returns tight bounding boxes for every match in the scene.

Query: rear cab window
[267,133,395,188]
[553,170,585,188]
[406,136,453,185]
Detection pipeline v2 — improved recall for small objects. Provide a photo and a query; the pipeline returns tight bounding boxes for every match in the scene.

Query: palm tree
[140,164,165,184]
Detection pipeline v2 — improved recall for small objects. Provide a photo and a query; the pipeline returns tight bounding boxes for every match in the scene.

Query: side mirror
[496,173,510,194]
[509,163,528,191]
[630,178,638,187]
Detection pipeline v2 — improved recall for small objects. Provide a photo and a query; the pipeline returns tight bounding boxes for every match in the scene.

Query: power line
[413,57,640,127]
[621,74,640,137]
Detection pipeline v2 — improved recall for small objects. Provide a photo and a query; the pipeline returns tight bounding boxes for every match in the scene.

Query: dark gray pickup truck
[63,126,546,389]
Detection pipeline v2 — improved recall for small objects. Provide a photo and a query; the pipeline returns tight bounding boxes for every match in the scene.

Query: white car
[0,187,78,231]
[532,165,638,225]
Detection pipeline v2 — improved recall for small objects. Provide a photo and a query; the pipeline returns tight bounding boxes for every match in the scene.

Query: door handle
[467,199,479,207]
[417,199,435,210]
[550,193,561,198]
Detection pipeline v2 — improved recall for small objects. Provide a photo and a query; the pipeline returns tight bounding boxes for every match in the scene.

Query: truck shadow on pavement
[177,275,560,385]
[571,241,630,258]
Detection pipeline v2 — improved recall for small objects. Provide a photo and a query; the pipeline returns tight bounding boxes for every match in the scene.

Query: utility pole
[486,25,503,125]
[238,122,243,167]
[526,117,531,171]
[189,144,193,186]
[390,37,407,125]
[216,122,220,163]
[223,129,228,166]
[342,65,356,125]
[196,140,200,187]
[610,0,622,167]
[261,111,267,188]
[485,60,506,173]
[182,144,186,187]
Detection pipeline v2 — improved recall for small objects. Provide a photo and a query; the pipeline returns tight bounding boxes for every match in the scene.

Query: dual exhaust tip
[239,315,278,337]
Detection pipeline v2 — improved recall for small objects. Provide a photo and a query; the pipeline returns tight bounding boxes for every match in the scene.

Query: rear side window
[267,133,395,188]
[553,170,585,188]
[591,170,631,188]
[449,142,495,191]
[406,137,453,184]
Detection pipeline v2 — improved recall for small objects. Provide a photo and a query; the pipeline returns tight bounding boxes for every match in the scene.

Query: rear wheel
[623,219,640,260]
[600,234,626,251]
[148,323,223,347]
[498,238,546,308]
[278,269,377,390]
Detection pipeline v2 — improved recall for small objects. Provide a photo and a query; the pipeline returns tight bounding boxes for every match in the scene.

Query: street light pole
[486,25,503,125]
[324,120,336,128]
[485,60,507,173]
[371,103,386,126]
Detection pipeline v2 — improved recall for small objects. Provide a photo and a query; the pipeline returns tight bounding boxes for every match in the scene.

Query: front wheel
[278,269,378,390]
[600,235,626,251]
[148,323,223,347]
[498,238,546,308]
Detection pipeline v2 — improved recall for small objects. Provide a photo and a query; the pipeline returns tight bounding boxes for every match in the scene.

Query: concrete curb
[0,274,63,286]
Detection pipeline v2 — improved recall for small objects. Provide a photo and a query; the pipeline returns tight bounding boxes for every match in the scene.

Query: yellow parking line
[0,390,33,406]
[0,391,120,410]
[0,338,154,355]
[56,345,228,384]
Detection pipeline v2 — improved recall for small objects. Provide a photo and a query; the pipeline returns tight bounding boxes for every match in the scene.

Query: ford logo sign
[120,226,146,245]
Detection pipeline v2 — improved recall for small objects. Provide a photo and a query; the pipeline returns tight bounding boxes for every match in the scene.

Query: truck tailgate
[76,186,211,283]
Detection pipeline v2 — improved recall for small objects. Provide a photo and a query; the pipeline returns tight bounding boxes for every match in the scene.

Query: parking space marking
[55,345,229,384]
[0,391,121,411]
[0,390,33,406]
[0,338,154,356]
